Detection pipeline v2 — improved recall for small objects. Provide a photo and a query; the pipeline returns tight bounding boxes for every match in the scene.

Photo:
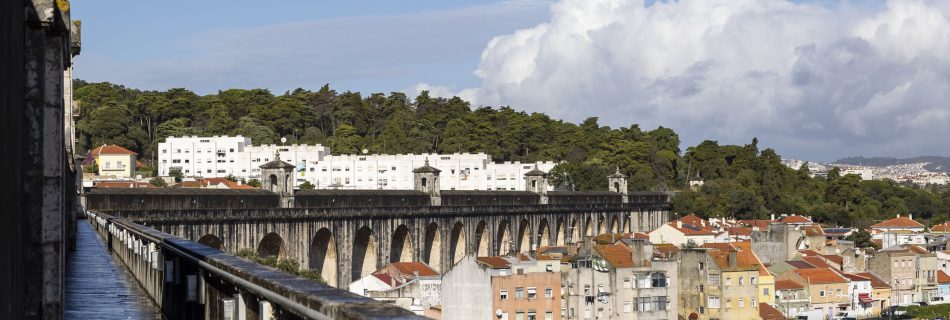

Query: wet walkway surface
[66,221,164,320]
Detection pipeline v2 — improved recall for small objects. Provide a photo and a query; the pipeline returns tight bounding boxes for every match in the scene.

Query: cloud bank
[428,0,950,160]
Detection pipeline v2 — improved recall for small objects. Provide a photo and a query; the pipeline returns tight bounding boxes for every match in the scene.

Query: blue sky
[73,0,950,161]
[71,0,552,94]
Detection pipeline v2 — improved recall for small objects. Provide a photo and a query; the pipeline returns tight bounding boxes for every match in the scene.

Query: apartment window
[516,287,524,299]
[836,289,842,296]
[623,301,632,313]
[637,297,651,311]
[699,262,705,270]
[651,273,667,287]
[162,149,167,154]
[545,287,553,298]
[708,296,720,309]
[623,278,631,288]
[545,311,552,320]
[699,285,704,292]
[763,288,769,296]
[819,290,825,297]
[699,306,705,314]
[500,289,508,300]
[738,299,744,308]
[637,274,651,288]
[739,277,744,285]
[527,287,537,299]
[217,170,225,173]
[708,274,720,285]
[527,311,536,320]
[752,298,757,306]
[583,285,590,295]
[184,159,190,163]
[751,276,757,285]
[515,311,524,320]
[172,159,181,164]
[597,284,604,293]
[229,148,234,152]
[725,277,731,286]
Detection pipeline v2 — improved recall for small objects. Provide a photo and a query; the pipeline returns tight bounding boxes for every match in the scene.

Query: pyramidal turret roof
[259,150,295,169]
[608,167,627,178]
[412,158,441,173]
[524,163,547,177]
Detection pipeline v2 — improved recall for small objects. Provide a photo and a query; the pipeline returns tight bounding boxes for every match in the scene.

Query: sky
[72,0,950,162]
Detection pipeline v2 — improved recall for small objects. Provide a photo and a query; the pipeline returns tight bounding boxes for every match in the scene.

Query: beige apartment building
[868,246,919,306]
[778,268,850,319]
[91,145,138,178]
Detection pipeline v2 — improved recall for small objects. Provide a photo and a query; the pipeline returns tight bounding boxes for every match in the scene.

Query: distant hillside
[835,156,950,173]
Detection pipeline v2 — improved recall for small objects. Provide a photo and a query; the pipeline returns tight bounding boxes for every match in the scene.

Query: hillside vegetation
[74,80,950,227]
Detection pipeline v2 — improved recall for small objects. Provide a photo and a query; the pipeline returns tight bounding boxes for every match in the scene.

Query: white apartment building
[158,136,556,191]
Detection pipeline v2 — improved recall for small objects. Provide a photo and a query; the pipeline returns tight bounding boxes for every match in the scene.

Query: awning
[859,293,873,304]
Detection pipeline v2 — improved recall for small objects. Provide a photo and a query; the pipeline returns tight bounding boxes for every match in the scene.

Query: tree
[330,124,359,154]
[149,177,167,188]
[231,117,276,144]
[247,179,261,188]
[299,181,315,190]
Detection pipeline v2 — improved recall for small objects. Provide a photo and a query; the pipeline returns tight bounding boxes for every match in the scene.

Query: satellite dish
[280,137,287,144]
[495,309,503,317]
[362,149,369,154]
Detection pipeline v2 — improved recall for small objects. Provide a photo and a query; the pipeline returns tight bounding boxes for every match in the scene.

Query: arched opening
[532,180,537,188]
[198,234,223,250]
[475,220,489,256]
[614,182,620,192]
[449,222,467,265]
[352,226,377,281]
[257,232,285,259]
[269,174,278,192]
[496,220,511,255]
[538,219,551,248]
[570,218,579,244]
[517,219,530,253]
[611,216,620,233]
[423,223,442,272]
[421,177,428,188]
[554,218,565,246]
[391,225,413,263]
[584,217,593,238]
[626,216,633,233]
[309,228,337,286]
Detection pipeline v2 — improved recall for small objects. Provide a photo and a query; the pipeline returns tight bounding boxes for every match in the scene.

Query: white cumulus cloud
[430,0,950,160]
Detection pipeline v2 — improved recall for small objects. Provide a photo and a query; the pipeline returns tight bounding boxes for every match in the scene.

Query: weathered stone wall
[295,190,431,208]
[441,190,540,206]
[86,189,280,211]
[751,223,800,265]
[2,1,78,319]
[547,191,622,204]
[112,203,671,288]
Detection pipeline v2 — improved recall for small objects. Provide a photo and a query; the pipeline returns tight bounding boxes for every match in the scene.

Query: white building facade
[158,136,557,191]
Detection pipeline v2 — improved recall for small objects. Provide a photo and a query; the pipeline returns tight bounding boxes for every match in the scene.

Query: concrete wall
[751,223,800,265]
[1,1,79,319]
[440,257,493,320]
[86,189,280,211]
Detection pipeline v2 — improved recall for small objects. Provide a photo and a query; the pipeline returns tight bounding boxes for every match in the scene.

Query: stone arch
[309,228,337,286]
[268,174,278,192]
[626,216,633,233]
[614,181,621,193]
[352,226,377,281]
[555,218,565,246]
[391,224,413,263]
[257,232,285,259]
[596,216,605,235]
[538,219,551,248]
[611,216,620,233]
[423,222,442,272]
[197,234,223,250]
[584,216,593,238]
[571,218,580,244]
[517,219,530,252]
[496,220,511,255]
[475,220,489,256]
[449,221,466,265]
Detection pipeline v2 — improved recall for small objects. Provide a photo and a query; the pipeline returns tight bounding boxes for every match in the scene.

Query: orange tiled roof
[798,249,820,257]
[939,271,950,284]
[703,243,761,271]
[793,268,848,284]
[907,244,930,254]
[89,144,138,156]
[802,256,834,269]
[871,215,925,229]
[856,272,890,289]
[802,225,825,236]
[759,303,786,320]
[594,244,634,268]
[388,261,440,277]
[842,273,870,282]
[653,243,679,259]
[476,256,511,269]
[932,222,950,232]
[94,181,156,189]
[668,222,717,236]
[821,254,844,265]
[779,215,813,224]
[727,227,752,236]
[675,214,711,229]
[738,219,773,230]
[775,279,805,290]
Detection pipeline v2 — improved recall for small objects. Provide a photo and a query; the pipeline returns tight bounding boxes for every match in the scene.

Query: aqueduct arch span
[118,203,669,288]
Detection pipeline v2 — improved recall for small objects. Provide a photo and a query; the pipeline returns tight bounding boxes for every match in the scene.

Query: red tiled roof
[907,244,930,254]
[675,214,711,229]
[932,222,950,232]
[793,268,848,284]
[856,272,890,289]
[939,271,950,284]
[653,243,679,259]
[786,260,816,269]
[703,243,762,271]
[775,279,805,290]
[388,262,440,277]
[594,244,634,268]
[798,250,820,257]
[476,256,511,269]
[372,273,403,287]
[802,256,834,269]
[780,215,813,224]
[89,144,138,156]
[759,303,786,320]
[871,215,925,229]
[802,225,825,236]
[668,222,717,236]
[842,273,870,282]
[821,254,844,265]
[94,181,156,189]
[738,219,773,230]
[727,227,752,236]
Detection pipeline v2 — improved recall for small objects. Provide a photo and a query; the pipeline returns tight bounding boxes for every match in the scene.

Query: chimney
[676,221,682,229]
[771,214,775,221]
[728,251,737,268]
[909,214,913,221]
